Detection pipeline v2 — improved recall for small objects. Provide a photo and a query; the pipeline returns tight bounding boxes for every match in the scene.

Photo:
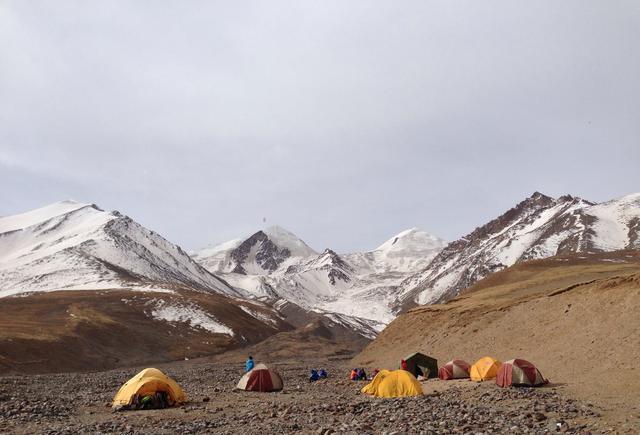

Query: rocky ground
[0,358,630,434]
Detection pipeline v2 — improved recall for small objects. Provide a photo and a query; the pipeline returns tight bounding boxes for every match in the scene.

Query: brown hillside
[0,288,292,374]
[354,250,640,425]
[210,317,371,365]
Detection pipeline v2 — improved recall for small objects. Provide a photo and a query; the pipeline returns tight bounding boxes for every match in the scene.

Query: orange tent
[112,368,186,408]
[470,357,501,381]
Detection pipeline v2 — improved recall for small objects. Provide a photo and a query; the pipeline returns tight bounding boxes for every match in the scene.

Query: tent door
[417,365,430,379]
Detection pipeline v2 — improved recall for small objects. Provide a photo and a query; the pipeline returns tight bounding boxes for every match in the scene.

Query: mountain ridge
[193,226,447,326]
[0,200,238,298]
[399,191,640,305]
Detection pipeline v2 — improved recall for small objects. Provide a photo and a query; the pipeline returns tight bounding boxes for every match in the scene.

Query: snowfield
[193,226,447,326]
[149,300,234,336]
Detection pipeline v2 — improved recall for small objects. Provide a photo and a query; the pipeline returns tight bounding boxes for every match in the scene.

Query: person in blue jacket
[245,356,254,372]
[319,369,328,379]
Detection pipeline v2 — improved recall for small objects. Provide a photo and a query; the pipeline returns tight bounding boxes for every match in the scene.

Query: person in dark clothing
[309,369,320,382]
[318,369,328,379]
[357,368,367,381]
[133,392,170,410]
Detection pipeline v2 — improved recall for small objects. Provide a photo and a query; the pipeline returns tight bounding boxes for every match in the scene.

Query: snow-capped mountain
[193,226,447,326]
[0,200,240,298]
[400,192,640,305]
[192,225,317,275]
[345,227,445,275]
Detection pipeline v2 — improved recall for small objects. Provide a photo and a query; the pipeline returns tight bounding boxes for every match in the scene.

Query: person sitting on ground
[309,369,320,382]
[131,391,171,410]
[357,368,367,381]
[319,369,328,379]
[245,355,255,372]
[401,359,408,371]
[350,368,358,381]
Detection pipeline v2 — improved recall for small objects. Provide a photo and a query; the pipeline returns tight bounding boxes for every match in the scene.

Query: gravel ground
[0,359,626,434]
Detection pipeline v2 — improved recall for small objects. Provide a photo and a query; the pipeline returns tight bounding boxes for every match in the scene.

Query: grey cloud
[1,0,639,252]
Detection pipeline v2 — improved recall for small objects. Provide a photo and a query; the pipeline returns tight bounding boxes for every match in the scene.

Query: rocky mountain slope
[355,250,640,427]
[193,227,447,326]
[0,200,239,298]
[0,202,384,373]
[400,192,640,304]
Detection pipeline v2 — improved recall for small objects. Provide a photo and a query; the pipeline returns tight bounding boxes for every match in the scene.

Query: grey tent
[404,352,438,379]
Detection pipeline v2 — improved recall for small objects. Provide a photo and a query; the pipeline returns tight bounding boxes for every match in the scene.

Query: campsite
[2,1,640,433]
[0,357,606,434]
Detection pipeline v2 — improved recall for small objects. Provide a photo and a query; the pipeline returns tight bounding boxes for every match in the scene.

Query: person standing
[245,356,254,372]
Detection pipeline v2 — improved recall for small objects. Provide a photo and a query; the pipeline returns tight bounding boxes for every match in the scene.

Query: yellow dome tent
[470,357,501,381]
[362,370,423,398]
[361,369,391,395]
[112,368,186,408]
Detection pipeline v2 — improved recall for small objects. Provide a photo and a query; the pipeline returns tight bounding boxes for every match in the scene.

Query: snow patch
[149,300,234,336]
[239,305,279,326]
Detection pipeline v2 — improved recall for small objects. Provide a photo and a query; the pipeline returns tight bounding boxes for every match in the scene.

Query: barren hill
[354,250,640,425]
[0,288,293,374]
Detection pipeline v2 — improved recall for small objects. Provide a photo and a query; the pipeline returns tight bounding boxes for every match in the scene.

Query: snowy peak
[194,225,317,275]
[229,230,293,274]
[401,191,640,305]
[0,201,238,298]
[263,225,317,257]
[0,200,101,234]
[287,248,354,286]
[375,228,446,259]
[309,249,351,269]
[342,228,447,275]
[194,225,448,326]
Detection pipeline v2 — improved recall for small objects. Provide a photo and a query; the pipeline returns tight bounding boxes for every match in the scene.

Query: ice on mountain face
[0,201,239,298]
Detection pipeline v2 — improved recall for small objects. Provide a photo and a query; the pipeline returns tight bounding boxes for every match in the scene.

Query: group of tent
[361,353,547,399]
[111,355,547,408]
[112,363,283,409]
[440,356,546,387]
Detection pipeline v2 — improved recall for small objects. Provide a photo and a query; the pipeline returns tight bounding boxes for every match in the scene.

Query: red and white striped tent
[496,359,546,388]
[236,364,284,392]
[438,359,471,380]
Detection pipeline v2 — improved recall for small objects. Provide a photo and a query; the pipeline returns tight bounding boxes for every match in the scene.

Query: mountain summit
[193,226,447,326]
[0,201,238,297]
[399,191,640,305]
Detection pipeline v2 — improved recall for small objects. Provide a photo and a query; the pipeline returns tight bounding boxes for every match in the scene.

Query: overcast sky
[1,1,639,252]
